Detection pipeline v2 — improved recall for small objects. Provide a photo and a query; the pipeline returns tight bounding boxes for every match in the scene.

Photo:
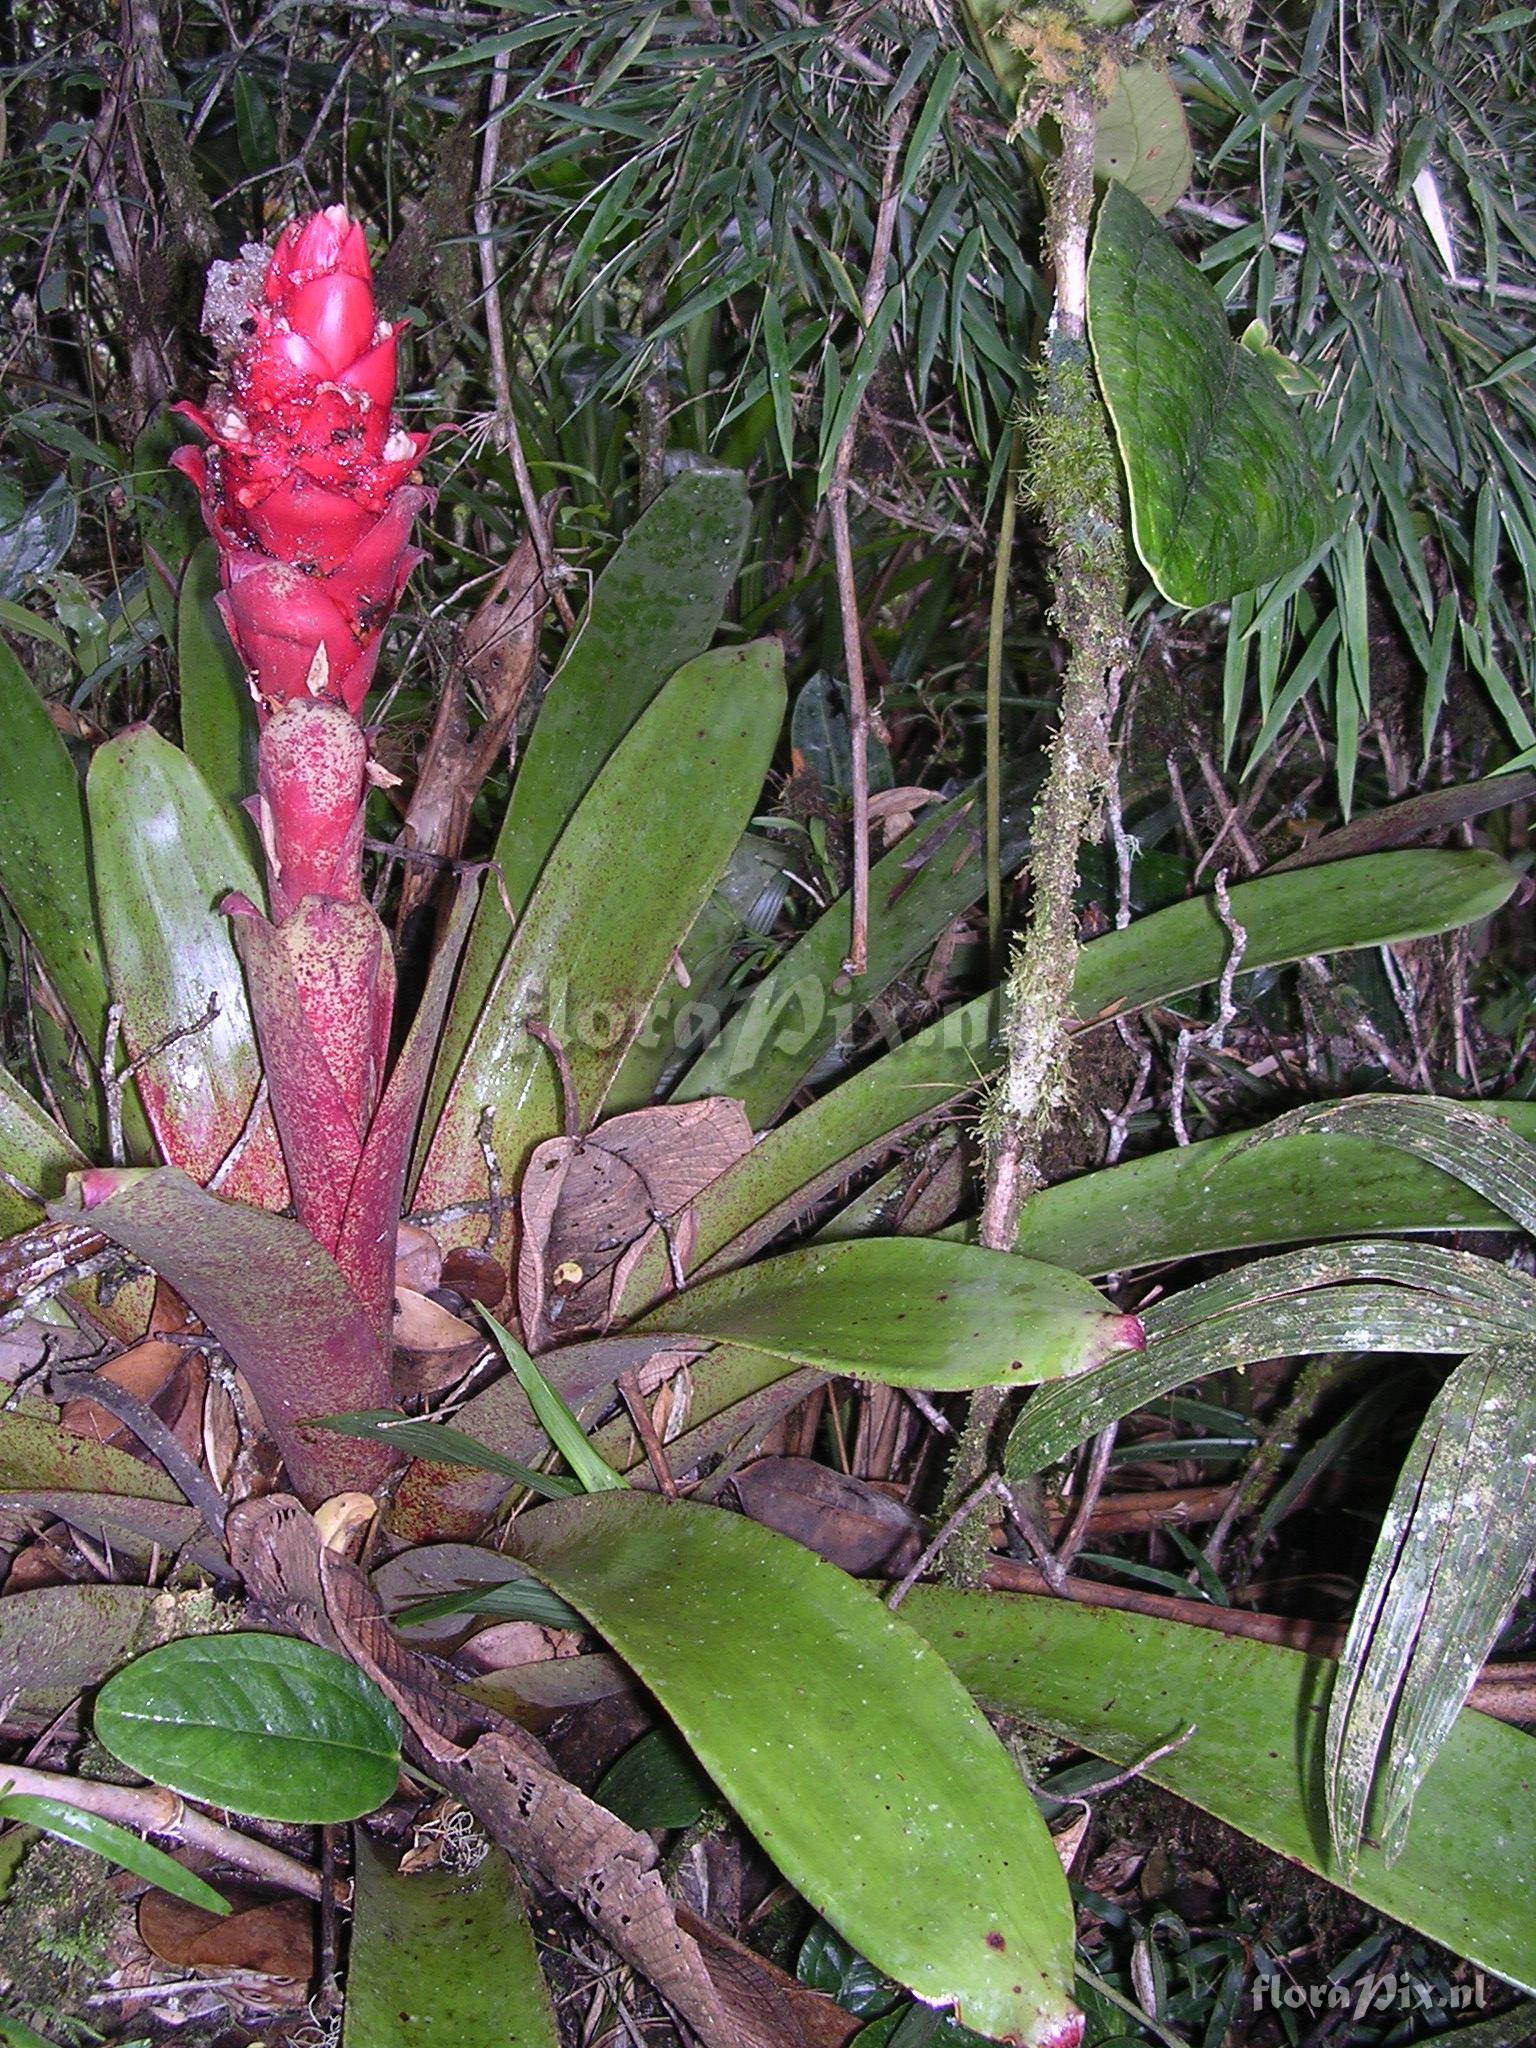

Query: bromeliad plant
[1,199,1533,2038]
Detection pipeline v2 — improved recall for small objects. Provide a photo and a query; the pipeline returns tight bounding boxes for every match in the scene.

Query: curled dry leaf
[517,1097,752,1349]
[394,1221,443,1295]
[138,1886,315,1981]
[732,1456,924,1577]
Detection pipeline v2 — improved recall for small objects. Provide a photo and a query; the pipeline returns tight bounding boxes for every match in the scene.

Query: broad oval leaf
[514,1493,1080,2046]
[87,726,284,1204]
[637,1238,1141,1388]
[906,1587,1536,1995]
[1088,182,1334,607]
[94,1633,401,1823]
[344,1831,558,2048]
[0,1788,230,1917]
[416,641,785,1227]
[1094,64,1192,216]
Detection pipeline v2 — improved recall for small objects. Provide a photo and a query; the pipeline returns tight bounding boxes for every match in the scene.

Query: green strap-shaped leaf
[177,539,259,835]
[432,468,752,1114]
[514,1493,1080,2046]
[1239,1092,1536,1236]
[621,850,1516,1306]
[1007,1104,1536,1274]
[94,1633,401,1824]
[87,727,283,1203]
[0,1066,85,1236]
[0,1400,183,1501]
[0,637,109,1135]
[0,1788,230,1917]
[675,779,1034,1125]
[416,641,786,1225]
[903,1588,1536,1994]
[1088,182,1334,607]
[1007,1239,1536,1477]
[344,1832,559,2048]
[1326,1342,1536,1872]
[637,1238,1141,1389]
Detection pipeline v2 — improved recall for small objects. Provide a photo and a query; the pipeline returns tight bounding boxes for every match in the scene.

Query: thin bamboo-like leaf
[0,1789,230,1917]
[1326,1342,1536,1871]
[313,1410,579,1500]
[481,1310,629,1493]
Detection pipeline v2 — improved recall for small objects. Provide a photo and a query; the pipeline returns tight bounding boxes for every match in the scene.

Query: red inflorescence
[173,206,432,715]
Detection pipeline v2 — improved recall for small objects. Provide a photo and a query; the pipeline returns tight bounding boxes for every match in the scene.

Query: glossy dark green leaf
[417,642,785,1222]
[597,1728,715,1830]
[1089,182,1334,607]
[622,851,1516,1303]
[515,1494,1080,2045]
[1007,1104,1536,1274]
[87,727,282,1199]
[94,1633,401,1823]
[177,541,258,833]
[1327,1342,1536,1871]
[0,1790,230,1916]
[0,636,109,1063]
[344,1831,558,2048]
[433,469,752,1106]
[904,1588,1536,1993]
[638,1239,1141,1389]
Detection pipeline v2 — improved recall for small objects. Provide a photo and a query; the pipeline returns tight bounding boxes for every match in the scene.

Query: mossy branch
[978,92,1128,1254]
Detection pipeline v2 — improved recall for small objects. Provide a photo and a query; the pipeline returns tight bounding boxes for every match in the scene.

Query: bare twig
[886,1474,1002,1610]
[616,1369,681,1500]
[51,1369,232,1543]
[474,48,574,633]
[0,1761,323,1900]
[826,91,916,978]
[524,1020,581,1139]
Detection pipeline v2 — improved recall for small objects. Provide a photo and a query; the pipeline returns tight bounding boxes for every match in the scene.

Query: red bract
[172,203,432,713]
